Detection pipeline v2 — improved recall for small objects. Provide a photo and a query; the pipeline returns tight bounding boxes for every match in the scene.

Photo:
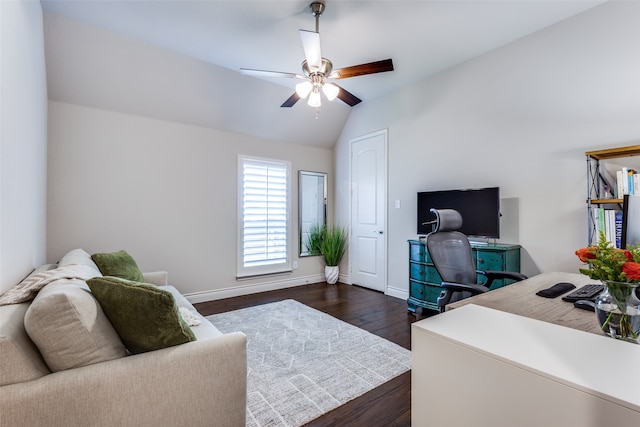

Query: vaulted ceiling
[41,0,606,148]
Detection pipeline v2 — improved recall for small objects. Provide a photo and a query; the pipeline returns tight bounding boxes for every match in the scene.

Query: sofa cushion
[0,302,51,386]
[24,278,127,372]
[87,277,196,354]
[58,248,102,277]
[91,250,144,282]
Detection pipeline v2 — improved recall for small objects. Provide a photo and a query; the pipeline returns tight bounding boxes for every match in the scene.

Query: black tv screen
[417,187,500,238]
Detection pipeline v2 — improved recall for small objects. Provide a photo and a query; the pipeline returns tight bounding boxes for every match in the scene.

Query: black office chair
[425,208,527,312]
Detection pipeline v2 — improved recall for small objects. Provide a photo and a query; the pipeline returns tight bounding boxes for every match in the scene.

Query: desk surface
[446,271,603,335]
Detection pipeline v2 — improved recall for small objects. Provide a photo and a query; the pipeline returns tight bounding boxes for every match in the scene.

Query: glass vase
[595,281,640,343]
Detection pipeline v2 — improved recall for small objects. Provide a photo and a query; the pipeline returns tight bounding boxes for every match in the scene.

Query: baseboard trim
[338,273,351,285]
[184,274,409,305]
[184,273,326,304]
[386,285,408,301]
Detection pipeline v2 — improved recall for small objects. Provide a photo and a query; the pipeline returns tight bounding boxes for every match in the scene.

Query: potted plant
[319,224,348,284]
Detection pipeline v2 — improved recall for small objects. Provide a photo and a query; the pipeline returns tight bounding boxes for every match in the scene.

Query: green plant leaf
[320,225,348,266]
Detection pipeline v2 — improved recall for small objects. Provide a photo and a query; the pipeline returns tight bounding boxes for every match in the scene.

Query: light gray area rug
[206,299,411,427]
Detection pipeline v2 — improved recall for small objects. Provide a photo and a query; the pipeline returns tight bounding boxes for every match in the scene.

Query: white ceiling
[40,0,607,147]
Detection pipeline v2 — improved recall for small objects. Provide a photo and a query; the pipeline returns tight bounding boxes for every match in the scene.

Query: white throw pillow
[24,278,126,372]
[58,248,102,277]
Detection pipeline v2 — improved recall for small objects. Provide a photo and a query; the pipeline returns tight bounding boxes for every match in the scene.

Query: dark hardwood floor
[193,282,436,427]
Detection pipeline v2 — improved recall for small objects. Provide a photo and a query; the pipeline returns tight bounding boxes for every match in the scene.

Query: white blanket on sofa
[0,265,99,306]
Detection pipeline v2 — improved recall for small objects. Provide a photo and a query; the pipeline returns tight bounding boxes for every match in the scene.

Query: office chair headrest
[430,208,463,232]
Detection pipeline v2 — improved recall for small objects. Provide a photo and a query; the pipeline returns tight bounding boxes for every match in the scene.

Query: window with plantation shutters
[237,156,291,277]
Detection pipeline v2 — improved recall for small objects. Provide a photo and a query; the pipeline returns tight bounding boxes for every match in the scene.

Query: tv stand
[468,240,489,246]
[407,240,521,313]
[468,236,500,246]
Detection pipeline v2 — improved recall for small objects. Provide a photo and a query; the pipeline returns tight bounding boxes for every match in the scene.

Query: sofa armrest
[0,333,247,427]
[142,271,168,286]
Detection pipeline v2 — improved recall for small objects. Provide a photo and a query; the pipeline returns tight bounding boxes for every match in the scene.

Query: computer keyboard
[561,284,604,302]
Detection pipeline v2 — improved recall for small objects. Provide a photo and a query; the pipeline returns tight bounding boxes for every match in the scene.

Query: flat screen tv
[417,187,500,238]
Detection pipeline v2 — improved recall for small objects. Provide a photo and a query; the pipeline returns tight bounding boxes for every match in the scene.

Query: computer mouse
[573,300,596,312]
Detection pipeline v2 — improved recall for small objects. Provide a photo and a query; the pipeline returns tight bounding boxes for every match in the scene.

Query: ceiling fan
[240,1,394,109]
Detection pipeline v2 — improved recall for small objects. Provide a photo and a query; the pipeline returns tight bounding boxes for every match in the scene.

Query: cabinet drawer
[408,240,521,313]
[409,280,442,304]
[409,242,432,263]
[476,250,504,270]
[409,262,441,284]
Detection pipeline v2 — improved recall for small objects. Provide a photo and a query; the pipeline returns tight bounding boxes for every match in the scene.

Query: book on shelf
[616,167,638,197]
[592,207,623,248]
[615,211,623,249]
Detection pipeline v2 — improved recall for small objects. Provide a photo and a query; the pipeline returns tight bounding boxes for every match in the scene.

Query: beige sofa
[0,249,246,427]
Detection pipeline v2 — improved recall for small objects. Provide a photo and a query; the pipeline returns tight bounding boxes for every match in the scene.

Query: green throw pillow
[86,276,196,354]
[91,250,145,282]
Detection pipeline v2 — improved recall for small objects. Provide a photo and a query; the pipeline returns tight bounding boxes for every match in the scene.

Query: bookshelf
[585,145,640,245]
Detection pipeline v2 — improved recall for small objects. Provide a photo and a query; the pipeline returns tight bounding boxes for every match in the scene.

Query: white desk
[412,274,640,427]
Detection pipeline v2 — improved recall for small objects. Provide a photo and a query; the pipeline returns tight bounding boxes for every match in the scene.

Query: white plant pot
[324,266,339,284]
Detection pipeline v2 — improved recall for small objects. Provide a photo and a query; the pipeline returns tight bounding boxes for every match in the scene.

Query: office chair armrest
[482,270,528,282]
[479,270,528,288]
[440,282,490,295]
[437,282,490,312]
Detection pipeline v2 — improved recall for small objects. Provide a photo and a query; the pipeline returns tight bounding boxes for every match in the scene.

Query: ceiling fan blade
[329,59,394,79]
[240,68,304,79]
[299,29,322,70]
[334,84,362,107]
[281,92,301,108]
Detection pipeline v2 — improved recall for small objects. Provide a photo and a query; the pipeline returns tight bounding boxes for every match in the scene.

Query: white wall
[335,1,640,298]
[43,11,349,149]
[47,101,333,300]
[0,0,48,292]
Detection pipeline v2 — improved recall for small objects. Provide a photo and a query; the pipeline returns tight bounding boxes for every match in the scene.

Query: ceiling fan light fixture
[240,2,393,110]
[308,89,322,107]
[322,82,339,101]
[295,80,313,98]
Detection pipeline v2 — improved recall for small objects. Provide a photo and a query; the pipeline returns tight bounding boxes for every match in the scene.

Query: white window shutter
[238,157,291,277]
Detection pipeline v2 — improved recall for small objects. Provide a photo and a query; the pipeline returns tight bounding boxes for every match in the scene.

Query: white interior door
[350,130,387,292]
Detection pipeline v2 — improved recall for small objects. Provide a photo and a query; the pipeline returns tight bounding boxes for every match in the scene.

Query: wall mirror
[299,171,327,256]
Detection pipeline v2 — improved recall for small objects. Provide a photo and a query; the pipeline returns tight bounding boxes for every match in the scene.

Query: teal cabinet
[474,245,522,289]
[407,240,521,313]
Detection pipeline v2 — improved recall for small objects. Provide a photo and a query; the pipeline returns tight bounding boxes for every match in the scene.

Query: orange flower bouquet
[575,233,640,341]
[575,237,640,283]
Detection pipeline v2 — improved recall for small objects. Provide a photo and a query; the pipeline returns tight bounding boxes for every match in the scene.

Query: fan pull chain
[315,108,320,119]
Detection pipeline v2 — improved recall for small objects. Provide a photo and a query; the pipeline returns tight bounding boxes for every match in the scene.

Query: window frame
[237,155,292,278]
